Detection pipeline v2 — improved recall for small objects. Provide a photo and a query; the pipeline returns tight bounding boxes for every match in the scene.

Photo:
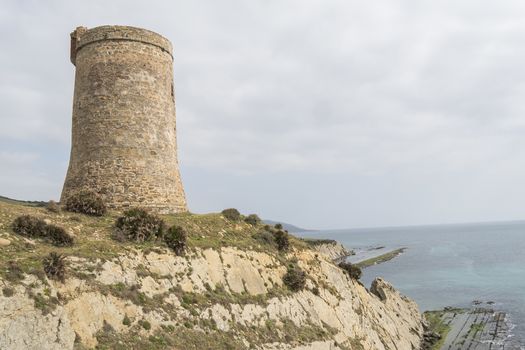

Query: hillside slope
[0,201,424,349]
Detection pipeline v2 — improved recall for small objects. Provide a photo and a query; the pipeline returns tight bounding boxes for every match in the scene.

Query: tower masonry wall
[61,25,187,213]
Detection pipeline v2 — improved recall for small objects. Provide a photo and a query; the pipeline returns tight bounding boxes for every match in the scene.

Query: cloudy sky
[2,1,525,229]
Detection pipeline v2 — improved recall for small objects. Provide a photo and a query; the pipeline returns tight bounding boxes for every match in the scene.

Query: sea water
[299,221,525,348]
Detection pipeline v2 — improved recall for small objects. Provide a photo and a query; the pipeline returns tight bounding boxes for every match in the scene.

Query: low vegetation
[5,261,24,282]
[43,252,67,281]
[12,215,47,237]
[423,310,452,350]
[164,225,187,256]
[302,238,338,247]
[2,287,15,297]
[114,208,166,242]
[244,214,261,226]
[63,190,107,216]
[283,265,307,291]
[44,224,74,247]
[273,230,290,252]
[12,215,74,247]
[221,208,241,221]
[46,200,60,213]
[338,261,362,280]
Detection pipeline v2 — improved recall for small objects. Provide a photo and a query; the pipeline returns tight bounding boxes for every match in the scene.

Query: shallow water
[299,221,525,348]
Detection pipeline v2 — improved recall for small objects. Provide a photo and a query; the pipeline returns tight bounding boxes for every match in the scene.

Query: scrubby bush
[274,223,283,230]
[244,214,261,226]
[5,261,24,282]
[45,224,74,247]
[140,319,151,330]
[11,215,74,247]
[43,252,66,282]
[46,200,60,213]
[164,225,187,256]
[274,230,290,252]
[253,230,275,246]
[2,287,15,297]
[221,208,241,221]
[12,215,47,237]
[283,265,306,292]
[114,208,165,242]
[122,315,131,326]
[63,190,107,216]
[338,261,362,280]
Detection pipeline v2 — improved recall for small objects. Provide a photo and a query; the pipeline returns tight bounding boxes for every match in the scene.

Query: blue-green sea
[299,221,525,349]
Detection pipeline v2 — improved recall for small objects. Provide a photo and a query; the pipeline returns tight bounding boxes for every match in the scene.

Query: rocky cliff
[305,240,354,262]
[0,201,424,349]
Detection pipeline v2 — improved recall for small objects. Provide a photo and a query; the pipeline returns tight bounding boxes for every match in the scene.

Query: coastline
[423,305,510,350]
[297,228,523,349]
[354,247,407,268]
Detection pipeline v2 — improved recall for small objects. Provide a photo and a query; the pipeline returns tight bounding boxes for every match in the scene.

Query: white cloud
[1,0,525,227]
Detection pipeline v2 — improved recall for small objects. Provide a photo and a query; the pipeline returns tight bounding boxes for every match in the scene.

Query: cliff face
[307,241,354,262]
[0,201,424,350]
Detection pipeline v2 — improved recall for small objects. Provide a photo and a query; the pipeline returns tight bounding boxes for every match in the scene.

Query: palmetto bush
[43,252,67,282]
[164,225,187,256]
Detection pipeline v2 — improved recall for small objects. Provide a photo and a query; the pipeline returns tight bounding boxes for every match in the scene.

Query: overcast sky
[2,1,525,229]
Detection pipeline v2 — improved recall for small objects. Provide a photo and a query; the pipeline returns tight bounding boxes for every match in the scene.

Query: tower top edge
[71,25,173,56]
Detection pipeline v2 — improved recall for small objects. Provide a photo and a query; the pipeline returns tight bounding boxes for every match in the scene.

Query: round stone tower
[61,25,187,213]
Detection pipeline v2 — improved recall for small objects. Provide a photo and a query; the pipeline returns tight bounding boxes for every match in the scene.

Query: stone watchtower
[61,25,187,213]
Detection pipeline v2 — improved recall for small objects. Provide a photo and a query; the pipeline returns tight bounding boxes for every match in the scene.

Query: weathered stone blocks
[61,25,187,213]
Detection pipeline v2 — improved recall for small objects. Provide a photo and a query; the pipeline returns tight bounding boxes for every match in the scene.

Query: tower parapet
[61,25,187,214]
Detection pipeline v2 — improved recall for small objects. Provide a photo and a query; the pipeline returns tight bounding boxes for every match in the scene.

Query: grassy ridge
[0,200,310,282]
[0,195,47,207]
[0,200,343,350]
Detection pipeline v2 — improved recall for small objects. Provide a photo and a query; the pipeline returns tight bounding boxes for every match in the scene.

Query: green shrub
[274,230,290,251]
[338,261,362,280]
[114,208,165,242]
[2,287,15,297]
[64,190,107,216]
[164,225,187,256]
[244,214,261,226]
[43,252,66,282]
[274,223,283,230]
[140,319,151,330]
[253,230,275,246]
[122,315,131,326]
[5,261,24,282]
[46,200,60,213]
[46,225,74,247]
[12,215,47,237]
[221,208,241,221]
[283,265,306,292]
[11,216,73,247]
